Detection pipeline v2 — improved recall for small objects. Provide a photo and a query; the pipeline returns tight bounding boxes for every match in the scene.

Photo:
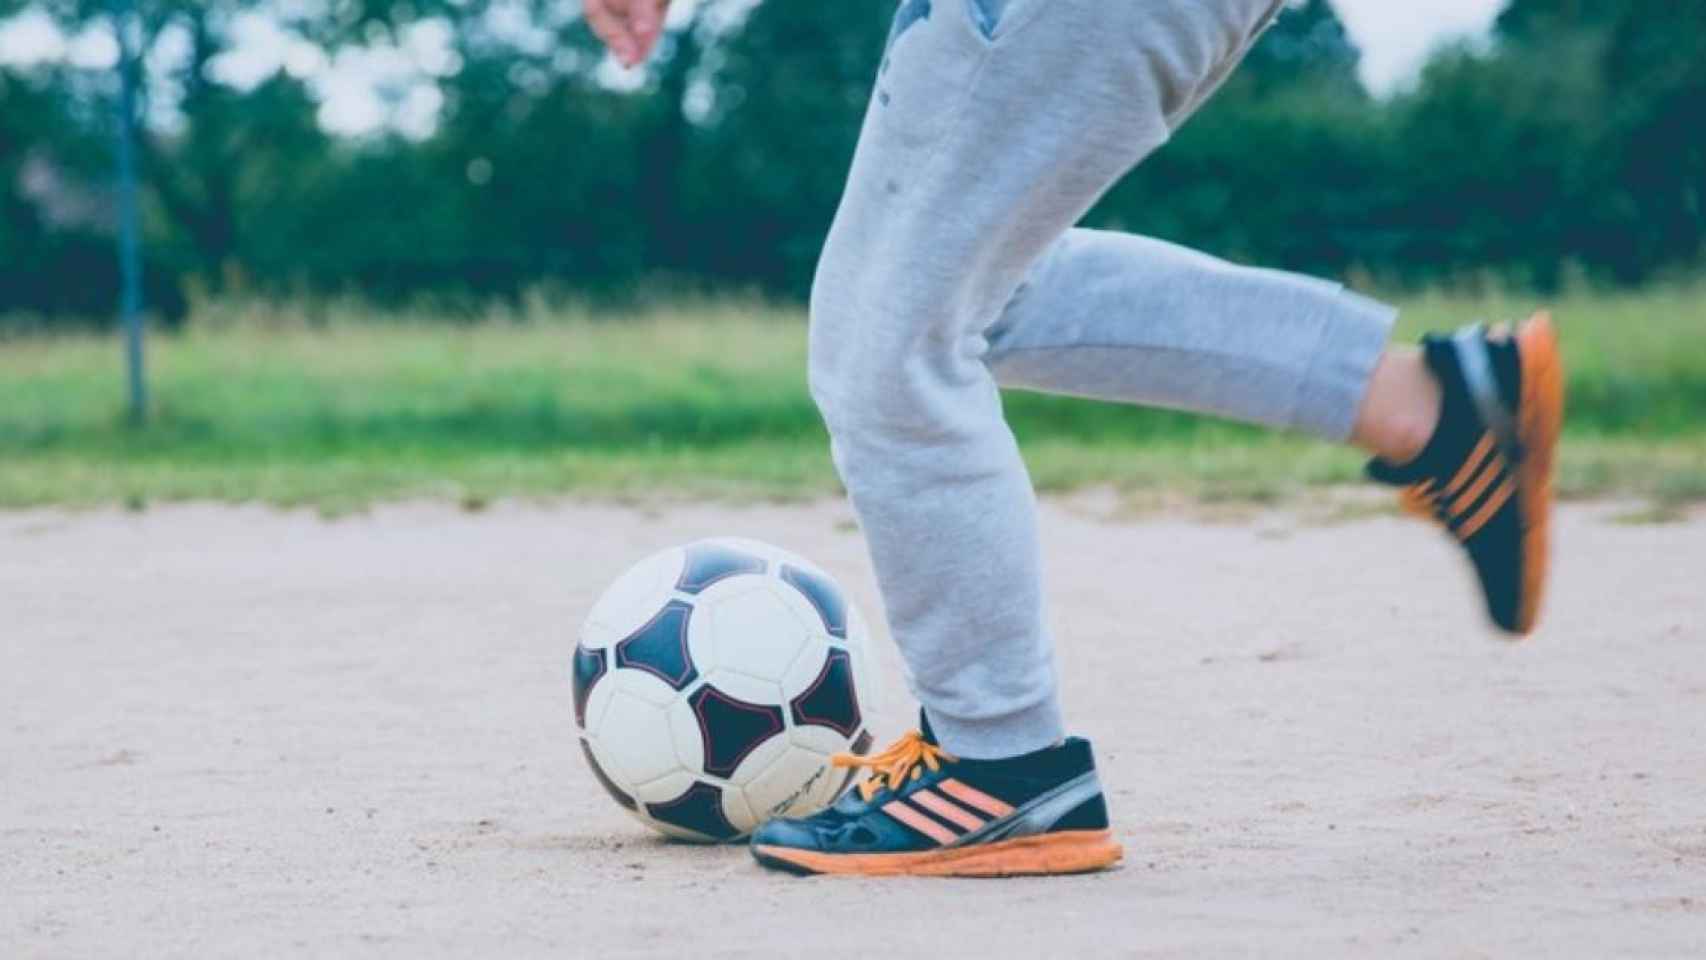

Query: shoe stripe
[938,779,1016,818]
[902,795,976,835]
[1448,452,1507,518]
[932,788,1000,826]
[882,800,958,846]
[910,790,988,832]
[952,772,1105,847]
[1399,484,1434,517]
[1449,458,1509,521]
[1440,433,1497,500]
[1453,474,1518,541]
[1449,456,1511,523]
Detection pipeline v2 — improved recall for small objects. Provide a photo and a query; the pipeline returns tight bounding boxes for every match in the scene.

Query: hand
[583,0,672,68]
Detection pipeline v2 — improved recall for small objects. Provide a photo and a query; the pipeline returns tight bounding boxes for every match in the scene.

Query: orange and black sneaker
[1367,313,1565,635]
[750,719,1123,877]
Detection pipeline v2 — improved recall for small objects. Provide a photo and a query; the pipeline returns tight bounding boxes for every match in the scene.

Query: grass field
[2,288,1703,511]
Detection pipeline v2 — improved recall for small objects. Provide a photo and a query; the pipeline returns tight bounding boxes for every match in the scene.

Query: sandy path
[2,498,1703,958]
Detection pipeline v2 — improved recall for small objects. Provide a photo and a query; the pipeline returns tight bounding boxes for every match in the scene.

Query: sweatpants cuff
[925,695,1067,761]
[1291,287,1398,442]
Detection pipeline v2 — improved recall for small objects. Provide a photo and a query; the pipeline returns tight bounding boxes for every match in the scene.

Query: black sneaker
[749,720,1122,877]
[1367,313,1565,635]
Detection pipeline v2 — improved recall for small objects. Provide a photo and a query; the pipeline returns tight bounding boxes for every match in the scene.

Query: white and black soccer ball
[572,538,878,842]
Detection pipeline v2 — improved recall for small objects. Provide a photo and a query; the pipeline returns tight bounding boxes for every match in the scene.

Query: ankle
[1378,404,1440,465]
[1353,348,1442,463]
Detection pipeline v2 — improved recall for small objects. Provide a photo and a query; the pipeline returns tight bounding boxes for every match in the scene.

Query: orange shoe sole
[754,829,1124,878]
[1512,311,1565,635]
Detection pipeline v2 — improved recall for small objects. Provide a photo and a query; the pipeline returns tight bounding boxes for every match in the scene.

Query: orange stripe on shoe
[1455,475,1518,541]
[1399,482,1436,518]
[938,779,1015,818]
[1449,455,1507,518]
[910,790,987,832]
[882,801,957,845]
[1441,433,1497,499]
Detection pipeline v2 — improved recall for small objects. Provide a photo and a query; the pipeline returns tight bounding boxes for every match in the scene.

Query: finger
[628,0,670,64]
[582,0,638,64]
[630,26,661,63]
[630,0,661,35]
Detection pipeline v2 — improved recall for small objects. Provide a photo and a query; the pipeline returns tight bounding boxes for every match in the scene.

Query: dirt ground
[3,497,1704,958]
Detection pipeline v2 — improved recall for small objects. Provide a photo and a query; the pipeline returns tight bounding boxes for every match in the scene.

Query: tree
[2,0,1702,316]
[1598,1,1706,276]
[1389,37,1609,288]
[1495,0,1624,43]
[1239,0,1363,97]
[1083,0,1383,279]
[0,3,265,295]
[681,0,892,292]
[0,61,188,323]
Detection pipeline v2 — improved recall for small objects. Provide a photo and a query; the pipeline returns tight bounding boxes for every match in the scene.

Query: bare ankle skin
[1351,347,1443,464]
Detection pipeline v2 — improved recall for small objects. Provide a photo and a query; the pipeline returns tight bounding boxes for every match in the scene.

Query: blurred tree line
[0,0,1702,325]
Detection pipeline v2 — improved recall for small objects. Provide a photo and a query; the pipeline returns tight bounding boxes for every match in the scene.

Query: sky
[0,0,1510,138]
[1332,0,1506,93]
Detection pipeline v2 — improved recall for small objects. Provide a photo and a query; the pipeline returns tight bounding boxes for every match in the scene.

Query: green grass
[2,288,1703,510]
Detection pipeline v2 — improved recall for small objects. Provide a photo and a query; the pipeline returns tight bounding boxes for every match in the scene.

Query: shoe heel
[1514,312,1564,635]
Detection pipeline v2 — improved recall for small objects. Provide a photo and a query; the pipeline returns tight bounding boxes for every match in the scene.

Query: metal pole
[114,0,147,426]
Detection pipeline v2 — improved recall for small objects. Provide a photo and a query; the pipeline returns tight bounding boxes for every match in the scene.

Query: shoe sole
[753,829,1124,878]
[1513,311,1565,635]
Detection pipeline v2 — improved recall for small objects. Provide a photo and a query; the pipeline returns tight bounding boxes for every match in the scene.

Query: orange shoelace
[832,730,955,802]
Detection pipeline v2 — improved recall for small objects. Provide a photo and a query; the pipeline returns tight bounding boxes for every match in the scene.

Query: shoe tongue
[832,787,869,814]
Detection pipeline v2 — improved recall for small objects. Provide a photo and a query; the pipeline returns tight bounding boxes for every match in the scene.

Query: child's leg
[984,229,1394,443]
[979,226,1563,636]
[810,0,1308,759]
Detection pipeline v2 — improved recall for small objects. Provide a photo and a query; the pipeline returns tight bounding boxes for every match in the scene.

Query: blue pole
[114,0,147,425]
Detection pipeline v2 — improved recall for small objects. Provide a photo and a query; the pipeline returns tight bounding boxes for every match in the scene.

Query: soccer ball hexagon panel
[573,538,877,842]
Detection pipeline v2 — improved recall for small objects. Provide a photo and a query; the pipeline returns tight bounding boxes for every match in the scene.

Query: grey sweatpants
[809,0,1397,758]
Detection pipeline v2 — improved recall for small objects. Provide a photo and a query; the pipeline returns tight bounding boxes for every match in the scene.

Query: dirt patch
[3,500,1704,957]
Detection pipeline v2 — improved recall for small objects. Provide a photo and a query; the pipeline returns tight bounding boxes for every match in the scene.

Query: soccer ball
[572,538,878,842]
